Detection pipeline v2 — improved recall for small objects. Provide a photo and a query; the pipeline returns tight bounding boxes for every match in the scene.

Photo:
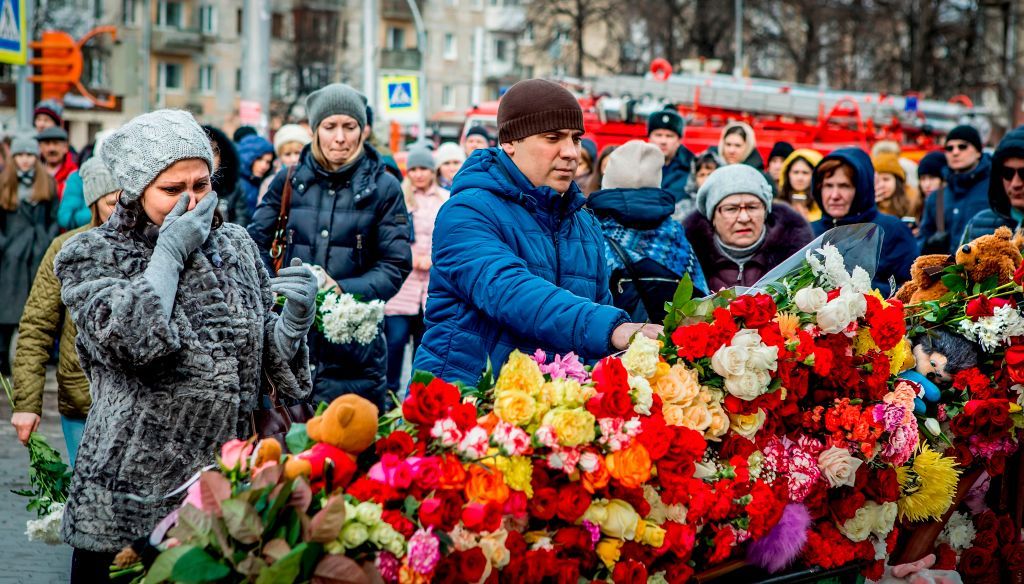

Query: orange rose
[582,457,611,494]
[465,465,510,505]
[605,442,652,489]
[438,454,467,490]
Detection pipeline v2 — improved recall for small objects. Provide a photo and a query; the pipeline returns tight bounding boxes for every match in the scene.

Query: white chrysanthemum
[806,244,874,293]
[938,511,977,552]
[319,292,385,345]
[25,503,64,545]
[959,305,1024,351]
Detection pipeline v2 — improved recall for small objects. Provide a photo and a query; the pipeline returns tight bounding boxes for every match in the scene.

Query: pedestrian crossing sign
[380,75,419,119]
[0,0,25,65]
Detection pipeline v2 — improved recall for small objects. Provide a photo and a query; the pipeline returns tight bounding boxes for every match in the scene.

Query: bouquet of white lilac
[319,291,385,345]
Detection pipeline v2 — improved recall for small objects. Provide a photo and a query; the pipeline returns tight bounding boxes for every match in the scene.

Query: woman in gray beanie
[0,133,57,376]
[53,109,318,580]
[10,156,120,467]
[249,83,412,410]
[683,163,812,291]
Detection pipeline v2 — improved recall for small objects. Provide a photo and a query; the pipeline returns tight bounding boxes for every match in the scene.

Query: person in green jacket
[10,156,120,465]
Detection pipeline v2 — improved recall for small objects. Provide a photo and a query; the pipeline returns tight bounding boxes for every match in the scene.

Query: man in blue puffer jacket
[414,79,657,385]
[811,147,916,297]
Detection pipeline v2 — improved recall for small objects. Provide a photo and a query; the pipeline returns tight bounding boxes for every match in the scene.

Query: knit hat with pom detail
[100,109,214,202]
[497,79,584,143]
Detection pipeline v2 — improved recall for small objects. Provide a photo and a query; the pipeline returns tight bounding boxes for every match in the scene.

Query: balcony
[485,61,520,82]
[381,0,420,21]
[484,6,525,32]
[151,27,204,55]
[380,48,421,71]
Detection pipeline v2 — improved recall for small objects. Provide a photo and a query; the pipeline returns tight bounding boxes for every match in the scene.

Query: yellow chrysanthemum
[896,444,961,522]
[853,328,878,356]
[494,350,545,396]
[886,337,915,375]
[495,455,534,497]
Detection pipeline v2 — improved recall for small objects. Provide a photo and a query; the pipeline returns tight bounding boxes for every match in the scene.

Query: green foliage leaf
[309,494,348,543]
[143,545,194,584]
[256,542,307,584]
[168,546,231,583]
[285,423,312,455]
[941,273,967,294]
[673,274,694,308]
[222,499,264,545]
[410,370,436,387]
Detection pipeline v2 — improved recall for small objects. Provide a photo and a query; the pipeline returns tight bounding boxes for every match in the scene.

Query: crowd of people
[2,79,1022,580]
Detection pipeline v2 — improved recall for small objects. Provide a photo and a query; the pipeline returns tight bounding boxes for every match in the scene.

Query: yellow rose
[622,335,661,378]
[496,455,534,497]
[494,390,537,427]
[651,363,701,405]
[494,350,545,396]
[541,407,596,447]
[584,499,640,540]
[705,402,730,441]
[729,408,766,440]
[478,528,510,569]
[635,519,666,547]
[539,377,592,408]
[595,538,623,569]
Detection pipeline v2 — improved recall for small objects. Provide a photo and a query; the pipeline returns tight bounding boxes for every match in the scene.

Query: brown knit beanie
[497,79,584,143]
[872,153,906,181]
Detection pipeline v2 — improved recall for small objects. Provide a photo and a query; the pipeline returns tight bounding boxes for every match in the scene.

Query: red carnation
[529,487,559,521]
[382,509,415,538]
[933,543,958,570]
[707,527,737,564]
[376,430,414,458]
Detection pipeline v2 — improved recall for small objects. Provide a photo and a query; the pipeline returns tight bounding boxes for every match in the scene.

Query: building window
[92,0,102,19]
[159,62,183,91]
[237,9,243,35]
[522,23,533,44]
[0,64,12,83]
[302,65,330,89]
[156,0,183,28]
[122,0,137,25]
[387,27,405,50]
[441,85,454,110]
[236,68,242,92]
[198,64,214,93]
[493,38,508,63]
[271,13,284,39]
[84,56,105,86]
[271,71,286,99]
[443,33,456,60]
[199,5,217,34]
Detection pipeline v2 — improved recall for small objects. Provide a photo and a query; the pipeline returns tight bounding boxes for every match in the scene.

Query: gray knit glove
[144,192,218,321]
[272,258,318,359]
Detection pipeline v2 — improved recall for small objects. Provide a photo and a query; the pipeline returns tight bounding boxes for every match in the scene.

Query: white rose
[711,345,749,378]
[340,522,370,548]
[873,501,898,538]
[818,446,862,488]
[369,523,400,548]
[816,297,854,334]
[693,460,717,479]
[839,505,874,542]
[746,344,779,372]
[794,287,828,313]
[724,371,764,401]
[355,501,383,525]
[729,409,766,440]
[730,329,761,348]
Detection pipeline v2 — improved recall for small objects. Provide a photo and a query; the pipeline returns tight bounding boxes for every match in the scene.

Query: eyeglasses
[945,143,971,152]
[717,203,766,218]
[1000,167,1024,182]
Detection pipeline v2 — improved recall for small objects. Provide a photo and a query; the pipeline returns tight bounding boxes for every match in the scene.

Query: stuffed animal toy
[283,394,379,491]
[895,254,954,304]
[955,226,1023,285]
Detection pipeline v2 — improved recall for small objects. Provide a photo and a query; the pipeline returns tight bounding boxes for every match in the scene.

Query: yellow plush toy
[283,394,379,491]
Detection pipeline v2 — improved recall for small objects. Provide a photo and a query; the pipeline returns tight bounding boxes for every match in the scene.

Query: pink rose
[220,439,254,471]
[368,454,413,489]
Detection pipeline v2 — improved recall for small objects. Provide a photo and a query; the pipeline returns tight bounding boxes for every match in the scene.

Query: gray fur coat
[54,208,312,552]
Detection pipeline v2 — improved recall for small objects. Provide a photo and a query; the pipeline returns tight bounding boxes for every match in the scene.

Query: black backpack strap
[605,235,657,323]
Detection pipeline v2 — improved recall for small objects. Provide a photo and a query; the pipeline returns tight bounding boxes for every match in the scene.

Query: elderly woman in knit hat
[384,145,448,395]
[683,164,813,291]
[588,140,706,320]
[54,109,317,579]
[0,133,57,376]
[434,141,465,189]
[873,151,922,231]
[10,157,120,466]
[249,83,411,410]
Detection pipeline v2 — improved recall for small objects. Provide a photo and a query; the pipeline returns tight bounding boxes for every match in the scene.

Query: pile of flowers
[276,286,385,346]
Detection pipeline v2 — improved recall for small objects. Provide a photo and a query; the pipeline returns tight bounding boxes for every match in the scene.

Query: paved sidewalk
[0,369,72,583]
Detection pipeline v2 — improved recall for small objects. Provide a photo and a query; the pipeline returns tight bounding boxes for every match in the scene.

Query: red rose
[976,511,998,532]
[345,477,397,504]
[730,294,777,328]
[456,547,487,583]
[933,543,958,570]
[985,452,1008,476]
[611,559,648,584]
[557,483,592,523]
[867,467,900,503]
[592,357,630,394]
[974,529,1000,552]
[448,402,478,431]
[997,515,1017,546]
[403,378,461,426]
[587,387,634,419]
[552,526,591,552]
[673,322,713,360]
[959,546,996,580]
[664,563,695,583]
[431,556,458,583]
[419,497,444,528]
[505,529,527,556]
[951,443,975,467]
[529,486,558,521]
[949,412,978,437]
[550,559,580,584]
[1005,345,1024,384]
[376,430,414,458]
[382,509,415,538]
[1002,543,1024,571]
[636,413,671,460]
[966,295,996,320]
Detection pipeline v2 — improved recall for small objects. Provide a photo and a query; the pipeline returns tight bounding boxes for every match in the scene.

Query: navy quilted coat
[413,148,629,385]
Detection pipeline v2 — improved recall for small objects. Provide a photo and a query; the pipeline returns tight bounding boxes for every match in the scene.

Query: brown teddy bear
[283,394,379,492]
[895,254,954,304]
[955,226,1023,285]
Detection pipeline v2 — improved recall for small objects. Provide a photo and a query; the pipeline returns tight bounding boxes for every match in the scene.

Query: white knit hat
[100,109,213,201]
[273,124,311,153]
[434,142,466,166]
[601,140,663,190]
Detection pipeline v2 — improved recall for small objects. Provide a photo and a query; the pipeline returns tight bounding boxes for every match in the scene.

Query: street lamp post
[405,0,427,141]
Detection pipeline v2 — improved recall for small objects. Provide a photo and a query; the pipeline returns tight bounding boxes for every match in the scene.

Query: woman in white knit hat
[434,141,465,189]
[54,109,318,580]
[10,156,120,467]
